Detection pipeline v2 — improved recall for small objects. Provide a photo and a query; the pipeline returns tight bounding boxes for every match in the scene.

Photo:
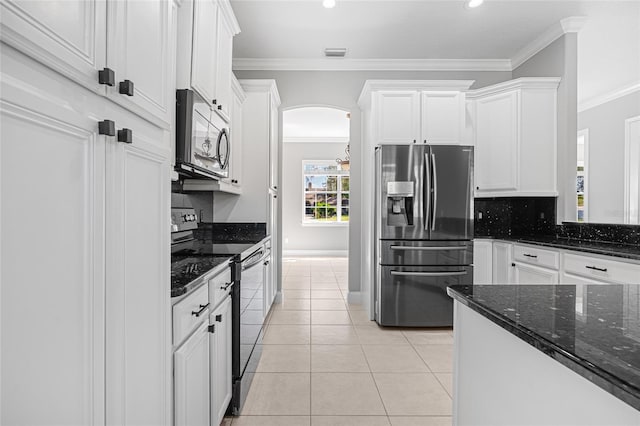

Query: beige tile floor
[224,257,454,426]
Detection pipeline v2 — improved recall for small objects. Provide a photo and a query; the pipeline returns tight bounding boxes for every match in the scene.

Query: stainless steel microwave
[176,89,230,180]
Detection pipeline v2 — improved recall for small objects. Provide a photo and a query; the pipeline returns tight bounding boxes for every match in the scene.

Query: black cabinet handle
[191,303,209,317]
[586,265,608,272]
[118,80,134,96]
[98,120,116,136]
[274,186,278,189]
[476,186,480,190]
[413,139,416,143]
[117,128,133,144]
[98,68,115,86]
[212,99,217,105]
[511,263,515,267]
[215,314,222,322]
[220,282,232,290]
[523,254,538,258]
[264,260,270,266]
[217,105,222,110]
[208,324,215,334]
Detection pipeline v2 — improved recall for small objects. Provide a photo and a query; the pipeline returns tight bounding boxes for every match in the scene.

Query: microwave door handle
[431,152,437,231]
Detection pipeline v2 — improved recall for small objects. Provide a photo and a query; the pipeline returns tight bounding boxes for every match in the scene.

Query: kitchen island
[448,284,640,425]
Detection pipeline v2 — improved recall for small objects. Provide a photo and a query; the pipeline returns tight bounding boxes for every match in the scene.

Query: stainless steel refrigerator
[374,144,474,327]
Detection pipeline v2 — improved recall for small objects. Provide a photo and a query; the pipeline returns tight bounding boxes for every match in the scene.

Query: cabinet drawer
[209,267,233,308]
[563,253,640,284]
[513,244,559,270]
[173,284,210,346]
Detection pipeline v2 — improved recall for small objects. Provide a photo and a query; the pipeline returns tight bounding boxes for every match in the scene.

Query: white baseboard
[347,291,361,304]
[283,249,348,257]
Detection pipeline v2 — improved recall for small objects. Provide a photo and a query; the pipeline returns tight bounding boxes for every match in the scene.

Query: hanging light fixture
[336,144,350,171]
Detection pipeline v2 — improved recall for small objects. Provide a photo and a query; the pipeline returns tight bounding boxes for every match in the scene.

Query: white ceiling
[230,0,640,104]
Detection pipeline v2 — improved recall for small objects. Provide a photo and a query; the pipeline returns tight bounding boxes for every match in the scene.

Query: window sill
[301,222,349,227]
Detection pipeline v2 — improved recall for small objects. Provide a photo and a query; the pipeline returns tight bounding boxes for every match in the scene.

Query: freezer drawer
[377,265,473,327]
[380,240,472,266]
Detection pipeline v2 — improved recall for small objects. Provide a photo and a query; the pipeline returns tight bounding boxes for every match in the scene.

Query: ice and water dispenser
[386,181,414,226]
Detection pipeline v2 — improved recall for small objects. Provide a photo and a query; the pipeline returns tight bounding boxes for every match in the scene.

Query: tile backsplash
[474,197,557,237]
[557,222,640,246]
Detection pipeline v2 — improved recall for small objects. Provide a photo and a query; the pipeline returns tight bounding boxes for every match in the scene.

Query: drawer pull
[220,282,232,290]
[215,314,222,322]
[523,254,538,258]
[208,324,215,334]
[586,265,608,272]
[191,303,209,317]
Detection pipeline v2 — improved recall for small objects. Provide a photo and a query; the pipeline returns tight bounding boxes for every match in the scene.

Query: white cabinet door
[105,105,171,426]
[0,54,106,425]
[269,95,279,190]
[106,0,174,127]
[374,91,420,144]
[513,262,559,284]
[475,91,519,193]
[174,322,211,426]
[421,91,464,144]
[191,0,218,106]
[230,85,244,188]
[0,0,107,94]
[210,296,233,425]
[473,240,493,284]
[213,14,234,122]
[492,241,513,284]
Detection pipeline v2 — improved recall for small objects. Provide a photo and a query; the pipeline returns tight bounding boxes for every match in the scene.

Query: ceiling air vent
[324,48,347,58]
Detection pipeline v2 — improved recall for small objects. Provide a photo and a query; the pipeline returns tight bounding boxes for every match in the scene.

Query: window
[577,129,589,222]
[303,161,349,223]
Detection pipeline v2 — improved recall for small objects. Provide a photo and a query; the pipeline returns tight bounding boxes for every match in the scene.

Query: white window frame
[577,129,589,222]
[301,160,349,226]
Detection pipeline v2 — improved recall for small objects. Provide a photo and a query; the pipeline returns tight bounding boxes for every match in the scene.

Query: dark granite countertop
[448,284,640,411]
[171,255,233,298]
[476,235,640,261]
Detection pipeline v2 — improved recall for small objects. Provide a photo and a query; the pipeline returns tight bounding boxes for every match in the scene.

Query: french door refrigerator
[374,144,474,327]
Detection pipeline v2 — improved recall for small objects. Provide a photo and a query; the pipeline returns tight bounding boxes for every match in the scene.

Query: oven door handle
[242,248,266,270]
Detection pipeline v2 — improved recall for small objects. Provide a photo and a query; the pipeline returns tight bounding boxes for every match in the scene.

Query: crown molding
[578,82,640,113]
[466,77,562,99]
[238,79,281,106]
[233,58,512,72]
[231,74,246,102]
[511,16,587,70]
[218,0,241,35]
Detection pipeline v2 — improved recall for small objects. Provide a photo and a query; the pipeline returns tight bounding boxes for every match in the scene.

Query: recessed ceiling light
[467,0,484,8]
[323,0,336,9]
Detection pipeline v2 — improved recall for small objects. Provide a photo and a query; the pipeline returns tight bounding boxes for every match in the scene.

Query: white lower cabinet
[174,321,211,426]
[210,296,233,426]
[473,240,493,284]
[560,271,610,285]
[492,241,513,284]
[513,262,559,284]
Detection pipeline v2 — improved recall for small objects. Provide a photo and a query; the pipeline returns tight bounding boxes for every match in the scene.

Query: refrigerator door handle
[390,245,466,251]
[431,152,438,231]
[390,271,468,277]
[423,152,431,231]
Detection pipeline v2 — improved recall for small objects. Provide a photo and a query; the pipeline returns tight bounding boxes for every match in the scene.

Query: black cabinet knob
[476,186,480,190]
[117,128,133,144]
[98,120,116,136]
[215,314,222,322]
[208,324,215,334]
[212,99,217,105]
[413,139,416,143]
[511,263,515,267]
[217,105,222,110]
[119,80,134,96]
[98,68,115,86]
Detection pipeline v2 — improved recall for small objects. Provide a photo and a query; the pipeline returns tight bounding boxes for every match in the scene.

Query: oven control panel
[171,208,198,233]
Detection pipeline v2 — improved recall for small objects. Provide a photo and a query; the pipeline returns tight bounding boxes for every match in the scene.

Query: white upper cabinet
[0,0,107,94]
[469,78,560,197]
[360,81,474,146]
[1,0,177,128]
[420,91,465,144]
[106,0,175,127]
[178,0,240,122]
[374,91,421,144]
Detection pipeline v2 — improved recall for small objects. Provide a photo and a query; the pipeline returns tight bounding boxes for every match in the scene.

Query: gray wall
[513,34,579,225]
[234,70,512,293]
[578,91,640,223]
[282,142,349,253]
